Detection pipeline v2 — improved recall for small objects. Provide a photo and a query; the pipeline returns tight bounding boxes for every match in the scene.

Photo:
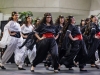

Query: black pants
[77,40,88,68]
[32,38,59,70]
[59,47,68,60]
[88,38,100,64]
[61,40,88,68]
[74,41,88,65]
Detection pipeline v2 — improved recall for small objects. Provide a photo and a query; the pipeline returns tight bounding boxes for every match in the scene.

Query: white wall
[0,13,3,21]
[3,14,11,20]
[0,0,91,14]
[89,0,100,16]
[59,0,91,15]
[0,0,92,24]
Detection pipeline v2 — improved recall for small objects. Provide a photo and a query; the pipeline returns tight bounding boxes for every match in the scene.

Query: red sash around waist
[96,32,100,37]
[74,34,83,40]
[43,33,54,38]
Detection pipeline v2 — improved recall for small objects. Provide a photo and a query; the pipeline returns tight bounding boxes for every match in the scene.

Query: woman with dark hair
[60,16,88,71]
[80,19,86,34]
[0,11,25,70]
[83,18,91,37]
[44,15,65,70]
[21,16,36,66]
[74,19,86,64]
[55,15,65,44]
[85,18,90,26]
[31,13,59,73]
[87,15,100,69]
[82,18,91,49]
[55,15,67,61]
[34,18,41,28]
[21,16,35,39]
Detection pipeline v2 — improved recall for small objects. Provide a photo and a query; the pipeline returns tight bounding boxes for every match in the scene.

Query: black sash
[10,31,21,38]
[22,33,30,39]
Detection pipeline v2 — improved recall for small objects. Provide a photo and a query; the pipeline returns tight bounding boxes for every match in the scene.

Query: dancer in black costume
[31,13,59,73]
[60,16,88,71]
[44,15,65,70]
[87,15,100,69]
[74,19,87,66]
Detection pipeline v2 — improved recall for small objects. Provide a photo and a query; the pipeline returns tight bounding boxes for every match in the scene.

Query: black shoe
[31,70,34,72]
[80,69,87,72]
[18,67,26,70]
[69,68,74,70]
[58,69,60,71]
[0,66,6,70]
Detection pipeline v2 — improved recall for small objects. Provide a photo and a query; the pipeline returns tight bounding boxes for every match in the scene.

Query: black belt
[22,33,30,36]
[22,33,30,39]
[10,31,21,38]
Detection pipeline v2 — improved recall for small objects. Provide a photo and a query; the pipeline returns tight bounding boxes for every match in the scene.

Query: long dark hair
[59,16,74,45]
[63,15,74,32]
[58,16,74,48]
[55,15,65,26]
[90,15,95,22]
[80,19,85,26]
[24,16,32,27]
[62,16,74,35]
[34,18,40,28]
[83,18,91,35]
[34,18,40,25]
[85,18,90,25]
[9,11,18,21]
[67,16,74,25]
[40,13,53,25]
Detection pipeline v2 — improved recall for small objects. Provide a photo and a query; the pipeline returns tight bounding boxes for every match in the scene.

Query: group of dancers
[0,11,100,73]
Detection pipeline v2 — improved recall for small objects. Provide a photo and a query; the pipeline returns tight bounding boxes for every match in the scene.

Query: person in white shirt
[0,11,25,70]
[21,16,36,69]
